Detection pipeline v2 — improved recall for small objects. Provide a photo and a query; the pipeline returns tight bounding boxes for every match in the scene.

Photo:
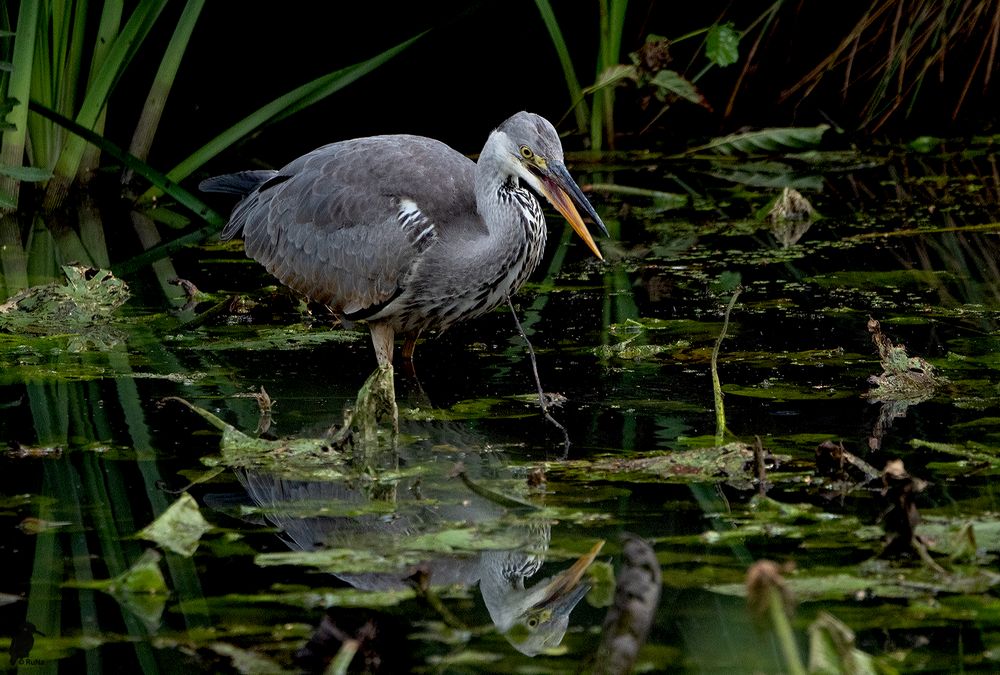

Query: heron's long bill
[540,164,609,261]
[535,539,605,613]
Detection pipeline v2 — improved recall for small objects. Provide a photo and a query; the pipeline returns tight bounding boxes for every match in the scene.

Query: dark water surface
[2,141,1000,672]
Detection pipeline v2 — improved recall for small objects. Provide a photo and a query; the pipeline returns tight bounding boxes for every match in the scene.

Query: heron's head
[493,112,608,260]
[480,539,605,656]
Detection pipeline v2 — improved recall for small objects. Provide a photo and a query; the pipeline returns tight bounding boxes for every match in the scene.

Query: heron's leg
[369,323,395,368]
[401,332,420,361]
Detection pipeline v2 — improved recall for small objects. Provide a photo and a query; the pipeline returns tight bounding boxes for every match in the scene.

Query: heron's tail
[199,170,277,196]
[200,170,279,240]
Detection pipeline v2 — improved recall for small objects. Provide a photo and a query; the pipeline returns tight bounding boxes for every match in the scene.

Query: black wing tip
[342,286,405,322]
[199,170,279,196]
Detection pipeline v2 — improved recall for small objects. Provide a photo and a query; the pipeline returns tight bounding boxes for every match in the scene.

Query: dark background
[109,1,998,179]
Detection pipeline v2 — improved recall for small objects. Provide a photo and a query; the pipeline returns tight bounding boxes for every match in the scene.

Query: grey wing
[225,135,479,315]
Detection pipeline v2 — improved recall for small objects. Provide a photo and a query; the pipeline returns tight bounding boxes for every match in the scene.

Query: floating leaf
[723,382,854,401]
[64,551,168,595]
[587,560,617,609]
[138,493,211,557]
[407,527,523,553]
[108,550,169,630]
[166,396,350,481]
[208,642,286,675]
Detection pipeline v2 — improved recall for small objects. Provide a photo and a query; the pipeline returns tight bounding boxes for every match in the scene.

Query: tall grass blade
[26,461,65,675]
[78,0,125,178]
[130,209,187,305]
[25,215,58,285]
[591,0,628,150]
[533,0,589,132]
[0,0,40,211]
[30,101,222,225]
[0,213,28,297]
[124,0,205,187]
[139,32,426,205]
[107,346,210,632]
[43,0,169,211]
[78,195,111,268]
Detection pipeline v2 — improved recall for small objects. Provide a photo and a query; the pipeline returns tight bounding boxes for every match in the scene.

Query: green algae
[184,324,361,351]
[542,443,784,485]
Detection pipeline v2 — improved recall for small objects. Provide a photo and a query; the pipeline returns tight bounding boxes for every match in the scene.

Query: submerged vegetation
[0,1,998,673]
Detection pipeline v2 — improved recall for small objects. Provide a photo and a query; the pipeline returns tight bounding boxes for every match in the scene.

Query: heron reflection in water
[235,446,602,656]
[202,112,607,368]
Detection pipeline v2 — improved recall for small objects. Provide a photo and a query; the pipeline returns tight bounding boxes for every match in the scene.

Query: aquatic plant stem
[769,588,806,675]
[533,0,589,132]
[123,0,206,187]
[507,295,572,457]
[328,639,359,675]
[712,286,742,443]
[43,1,169,211]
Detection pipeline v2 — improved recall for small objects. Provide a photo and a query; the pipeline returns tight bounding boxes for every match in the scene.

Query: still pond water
[2,137,1000,673]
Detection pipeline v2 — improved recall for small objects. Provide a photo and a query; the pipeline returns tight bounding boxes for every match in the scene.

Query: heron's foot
[348,364,399,448]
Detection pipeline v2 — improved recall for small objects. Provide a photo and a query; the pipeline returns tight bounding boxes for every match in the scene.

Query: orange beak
[538,163,608,261]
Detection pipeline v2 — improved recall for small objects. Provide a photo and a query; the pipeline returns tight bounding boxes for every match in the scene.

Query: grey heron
[200,112,608,367]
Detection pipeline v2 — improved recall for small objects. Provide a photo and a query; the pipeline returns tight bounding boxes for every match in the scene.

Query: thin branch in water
[754,435,768,496]
[507,295,571,457]
[712,286,743,444]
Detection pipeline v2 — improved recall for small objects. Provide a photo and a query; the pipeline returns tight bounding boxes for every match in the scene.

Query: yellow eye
[519,145,534,159]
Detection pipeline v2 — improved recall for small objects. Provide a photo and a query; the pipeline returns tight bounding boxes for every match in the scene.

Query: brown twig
[507,296,571,458]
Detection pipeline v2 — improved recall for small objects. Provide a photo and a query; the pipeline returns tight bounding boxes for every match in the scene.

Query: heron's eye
[526,617,539,629]
[519,145,534,159]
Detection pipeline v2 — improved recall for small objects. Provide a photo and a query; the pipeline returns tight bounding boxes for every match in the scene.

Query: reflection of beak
[538,163,609,261]
[535,539,605,613]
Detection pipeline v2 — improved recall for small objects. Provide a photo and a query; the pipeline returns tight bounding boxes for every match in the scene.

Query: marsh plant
[0,1,422,300]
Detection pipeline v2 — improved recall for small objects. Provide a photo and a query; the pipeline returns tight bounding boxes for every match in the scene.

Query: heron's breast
[387,219,547,333]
